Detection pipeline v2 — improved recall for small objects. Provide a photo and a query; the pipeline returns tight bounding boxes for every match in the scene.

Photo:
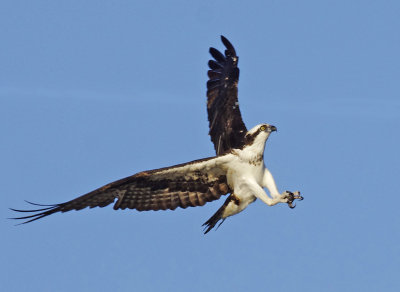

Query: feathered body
[11,36,302,233]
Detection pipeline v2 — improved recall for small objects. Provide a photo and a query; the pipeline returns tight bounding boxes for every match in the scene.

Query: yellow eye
[260,125,266,131]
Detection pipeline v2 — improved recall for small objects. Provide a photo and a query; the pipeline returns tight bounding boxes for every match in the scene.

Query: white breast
[225,151,265,190]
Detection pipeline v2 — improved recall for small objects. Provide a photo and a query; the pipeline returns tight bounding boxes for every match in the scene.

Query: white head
[243,123,277,152]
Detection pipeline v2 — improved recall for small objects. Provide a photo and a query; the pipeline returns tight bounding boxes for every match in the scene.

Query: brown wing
[10,156,232,224]
[207,35,247,155]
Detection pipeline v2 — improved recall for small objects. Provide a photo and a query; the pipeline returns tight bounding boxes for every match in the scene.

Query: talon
[294,195,303,201]
[284,190,303,208]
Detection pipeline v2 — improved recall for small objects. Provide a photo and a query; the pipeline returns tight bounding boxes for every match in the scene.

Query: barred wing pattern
[207,36,247,155]
[11,156,232,224]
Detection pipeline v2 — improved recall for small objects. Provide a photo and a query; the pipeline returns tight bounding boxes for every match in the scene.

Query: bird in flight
[11,36,303,233]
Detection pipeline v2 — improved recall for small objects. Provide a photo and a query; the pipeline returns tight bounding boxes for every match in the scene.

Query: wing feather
[10,155,233,223]
[207,36,247,155]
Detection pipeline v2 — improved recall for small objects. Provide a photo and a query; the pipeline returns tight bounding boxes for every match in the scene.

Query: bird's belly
[222,160,264,218]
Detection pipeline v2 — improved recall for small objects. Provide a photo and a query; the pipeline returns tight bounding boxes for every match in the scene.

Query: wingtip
[24,200,57,207]
[7,216,29,226]
[220,35,236,55]
[220,35,229,46]
[8,220,26,226]
[9,205,55,213]
[9,200,62,224]
[209,47,226,63]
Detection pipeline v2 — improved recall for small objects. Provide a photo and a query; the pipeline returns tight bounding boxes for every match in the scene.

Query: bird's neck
[239,135,269,164]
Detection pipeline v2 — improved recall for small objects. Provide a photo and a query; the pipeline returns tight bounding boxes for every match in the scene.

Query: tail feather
[202,195,231,234]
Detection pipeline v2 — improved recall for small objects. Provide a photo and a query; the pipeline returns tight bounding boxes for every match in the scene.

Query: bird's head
[244,123,277,147]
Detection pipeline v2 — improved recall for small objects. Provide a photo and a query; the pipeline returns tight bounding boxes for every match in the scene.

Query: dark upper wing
[10,156,232,224]
[207,35,247,155]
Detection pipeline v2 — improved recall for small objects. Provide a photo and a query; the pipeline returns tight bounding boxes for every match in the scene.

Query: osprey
[11,36,303,233]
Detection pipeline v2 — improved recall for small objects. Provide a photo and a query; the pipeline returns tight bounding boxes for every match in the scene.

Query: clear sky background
[1,1,399,291]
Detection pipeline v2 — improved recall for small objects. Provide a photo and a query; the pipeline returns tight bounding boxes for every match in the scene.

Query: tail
[202,195,231,234]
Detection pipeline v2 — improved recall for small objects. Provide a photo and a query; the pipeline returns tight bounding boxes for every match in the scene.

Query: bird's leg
[247,182,281,206]
[262,168,303,208]
[262,168,283,199]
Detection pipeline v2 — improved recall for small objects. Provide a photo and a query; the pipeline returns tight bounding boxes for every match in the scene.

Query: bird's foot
[282,191,303,209]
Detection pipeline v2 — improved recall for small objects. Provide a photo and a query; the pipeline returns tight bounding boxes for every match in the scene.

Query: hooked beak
[270,125,277,132]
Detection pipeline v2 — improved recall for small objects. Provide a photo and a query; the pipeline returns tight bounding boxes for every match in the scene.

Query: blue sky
[1,1,399,291]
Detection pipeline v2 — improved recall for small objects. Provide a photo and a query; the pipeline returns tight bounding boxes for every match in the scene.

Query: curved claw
[292,191,303,201]
[285,190,303,209]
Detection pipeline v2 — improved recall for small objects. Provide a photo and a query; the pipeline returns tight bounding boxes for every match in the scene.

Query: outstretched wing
[10,156,232,224]
[207,35,247,155]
